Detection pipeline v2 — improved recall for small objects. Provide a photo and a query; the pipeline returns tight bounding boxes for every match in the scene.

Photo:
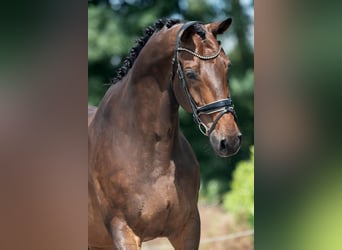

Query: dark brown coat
[88,19,241,250]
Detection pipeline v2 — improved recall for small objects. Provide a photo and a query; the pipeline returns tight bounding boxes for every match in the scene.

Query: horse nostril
[220,139,227,151]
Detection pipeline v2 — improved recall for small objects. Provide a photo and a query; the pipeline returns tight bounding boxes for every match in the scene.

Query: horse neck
[130,31,175,89]
[105,34,180,145]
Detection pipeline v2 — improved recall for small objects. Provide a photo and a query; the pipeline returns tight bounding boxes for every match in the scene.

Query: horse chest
[124,159,199,238]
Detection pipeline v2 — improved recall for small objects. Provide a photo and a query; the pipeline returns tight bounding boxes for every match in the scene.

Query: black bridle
[170,21,237,136]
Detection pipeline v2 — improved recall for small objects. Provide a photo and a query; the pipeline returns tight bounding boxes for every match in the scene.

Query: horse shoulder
[174,131,200,193]
[178,131,200,169]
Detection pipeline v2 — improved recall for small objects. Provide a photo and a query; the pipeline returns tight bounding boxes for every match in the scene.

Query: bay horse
[88,18,241,250]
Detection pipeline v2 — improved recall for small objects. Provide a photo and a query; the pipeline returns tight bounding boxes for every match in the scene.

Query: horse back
[88,106,97,126]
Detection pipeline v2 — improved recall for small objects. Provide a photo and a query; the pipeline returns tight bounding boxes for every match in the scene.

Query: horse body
[89,18,241,250]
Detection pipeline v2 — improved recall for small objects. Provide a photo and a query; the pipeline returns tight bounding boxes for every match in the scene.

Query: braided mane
[111,19,180,84]
[111,18,206,84]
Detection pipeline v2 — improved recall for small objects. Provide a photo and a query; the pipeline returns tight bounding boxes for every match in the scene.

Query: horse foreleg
[109,217,141,250]
[168,207,201,250]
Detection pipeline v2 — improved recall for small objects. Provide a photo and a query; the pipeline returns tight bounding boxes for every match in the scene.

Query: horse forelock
[193,23,206,40]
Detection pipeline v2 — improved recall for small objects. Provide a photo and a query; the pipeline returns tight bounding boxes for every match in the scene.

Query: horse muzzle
[210,131,242,157]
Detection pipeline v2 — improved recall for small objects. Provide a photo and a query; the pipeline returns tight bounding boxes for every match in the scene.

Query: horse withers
[88,18,241,250]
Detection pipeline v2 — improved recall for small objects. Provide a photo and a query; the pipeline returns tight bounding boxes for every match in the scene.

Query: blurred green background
[88,0,254,223]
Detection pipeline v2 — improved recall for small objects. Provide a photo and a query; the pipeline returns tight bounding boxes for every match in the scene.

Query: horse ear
[207,18,232,36]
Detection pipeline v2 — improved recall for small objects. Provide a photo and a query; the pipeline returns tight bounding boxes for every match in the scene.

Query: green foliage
[223,146,254,225]
[88,6,126,63]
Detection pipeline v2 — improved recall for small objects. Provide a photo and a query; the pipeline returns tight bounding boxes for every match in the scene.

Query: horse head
[171,18,242,157]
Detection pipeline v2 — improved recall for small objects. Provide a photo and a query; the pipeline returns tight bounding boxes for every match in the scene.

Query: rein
[170,21,237,136]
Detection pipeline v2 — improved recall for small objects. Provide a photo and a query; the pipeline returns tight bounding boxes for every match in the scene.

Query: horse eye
[185,70,197,80]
